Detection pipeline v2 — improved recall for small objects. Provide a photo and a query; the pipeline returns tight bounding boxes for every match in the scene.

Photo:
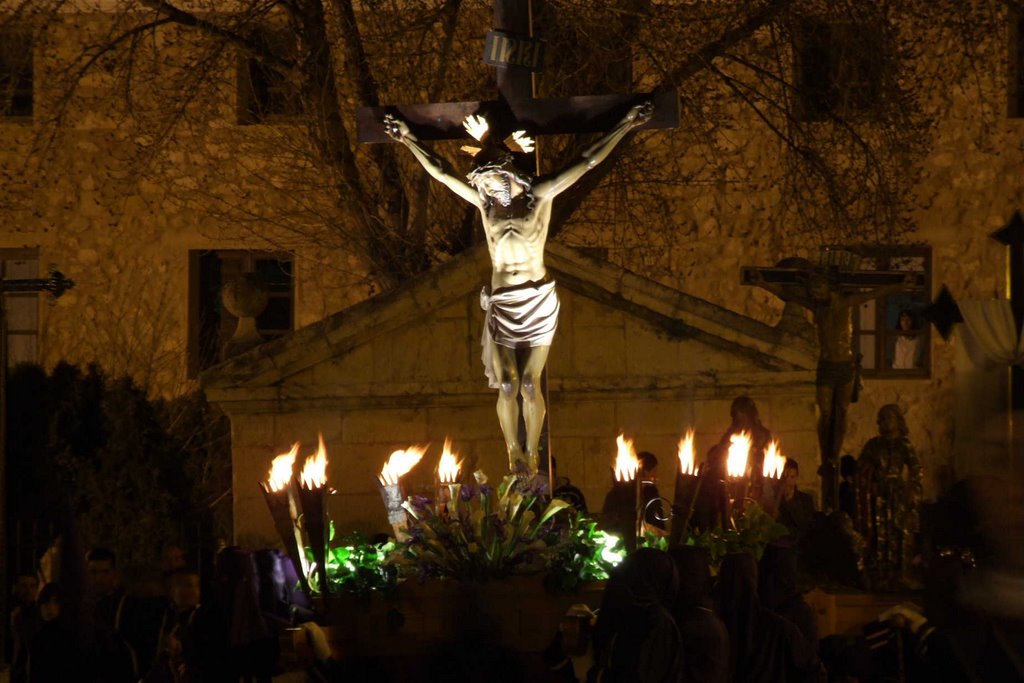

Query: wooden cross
[741,255,922,511]
[0,268,74,662]
[357,0,679,482]
[356,2,679,146]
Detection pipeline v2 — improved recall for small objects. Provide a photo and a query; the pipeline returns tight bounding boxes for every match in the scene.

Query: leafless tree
[1,0,1018,290]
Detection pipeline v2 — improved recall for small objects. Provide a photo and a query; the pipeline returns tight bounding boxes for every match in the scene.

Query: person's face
[88,560,117,595]
[782,467,798,496]
[40,597,60,622]
[899,312,913,331]
[170,575,201,612]
[474,170,521,206]
[878,410,901,437]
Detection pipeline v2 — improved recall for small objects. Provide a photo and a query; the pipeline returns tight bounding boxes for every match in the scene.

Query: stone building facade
[1,6,1022,541]
[202,244,818,545]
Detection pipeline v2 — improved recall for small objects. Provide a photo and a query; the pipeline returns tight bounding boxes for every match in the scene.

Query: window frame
[1,247,40,367]
[236,28,302,125]
[187,249,295,377]
[0,28,34,120]
[851,245,932,380]
[793,18,886,122]
[1009,8,1024,118]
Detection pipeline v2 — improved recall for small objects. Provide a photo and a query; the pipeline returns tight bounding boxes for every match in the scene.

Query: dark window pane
[1016,15,1024,117]
[257,296,292,331]
[0,31,33,117]
[190,250,295,375]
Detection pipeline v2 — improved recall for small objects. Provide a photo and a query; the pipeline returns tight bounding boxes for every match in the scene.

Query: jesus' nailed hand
[383,101,653,475]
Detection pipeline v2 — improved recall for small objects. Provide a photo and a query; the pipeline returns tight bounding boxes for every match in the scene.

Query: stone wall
[209,257,816,545]
[3,7,1022,537]
[0,15,372,396]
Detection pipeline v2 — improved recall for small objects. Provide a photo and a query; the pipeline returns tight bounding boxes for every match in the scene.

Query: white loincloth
[480,279,560,388]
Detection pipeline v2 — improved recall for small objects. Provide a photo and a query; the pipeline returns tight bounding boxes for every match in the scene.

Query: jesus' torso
[481,193,552,290]
[814,294,855,363]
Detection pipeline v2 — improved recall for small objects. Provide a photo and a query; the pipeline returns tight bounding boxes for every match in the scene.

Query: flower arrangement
[393,472,575,581]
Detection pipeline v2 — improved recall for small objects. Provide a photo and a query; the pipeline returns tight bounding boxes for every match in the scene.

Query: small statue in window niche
[856,404,923,590]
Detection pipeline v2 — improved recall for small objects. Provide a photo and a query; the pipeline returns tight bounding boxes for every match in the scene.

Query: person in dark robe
[587,548,683,683]
[693,397,775,531]
[9,574,41,683]
[715,553,824,683]
[776,459,816,540]
[28,582,92,683]
[718,396,774,500]
[668,545,729,683]
[758,542,818,653]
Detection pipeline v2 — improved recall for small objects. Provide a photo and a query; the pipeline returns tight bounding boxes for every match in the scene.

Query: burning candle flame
[762,440,786,480]
[299,434,329,489]
[726,431,751,478]
[379,445,427,486]
[267,442,299,492]
[437,437,461,484]
[678,429,697,476]
[613,434,640,482]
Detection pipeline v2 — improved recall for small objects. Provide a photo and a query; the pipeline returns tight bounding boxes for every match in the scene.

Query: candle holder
[612,434,641,550]
[436,438,462,520]
[378,445,427,541]
[297,435,331,595]
[379,482,410,540]
[297,480,329,595]
[259,481,310,596]
[669,470,704,544]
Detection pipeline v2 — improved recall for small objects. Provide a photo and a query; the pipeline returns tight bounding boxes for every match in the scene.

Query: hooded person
[669,545,729,683]
[588,548,684,683]
[715,553,824,683]
[758,542,819,652]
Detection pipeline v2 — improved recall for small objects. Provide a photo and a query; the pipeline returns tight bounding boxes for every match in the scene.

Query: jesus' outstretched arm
[383,114,481,207]
[534,100,653,200]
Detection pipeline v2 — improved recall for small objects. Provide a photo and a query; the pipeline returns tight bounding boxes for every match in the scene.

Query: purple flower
[479,483,494,497]
[460,485,476,501]
[409,495,433,513]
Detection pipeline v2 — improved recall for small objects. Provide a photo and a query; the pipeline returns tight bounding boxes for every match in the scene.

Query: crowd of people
[545,544,824,683]
[7,543,299,682]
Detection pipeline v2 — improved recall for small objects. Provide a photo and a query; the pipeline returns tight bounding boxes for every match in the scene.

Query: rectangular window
[795,19,884,121]
[236,29,301,125]
[852,246,932,379]
[188,250,295,377]
[0,29,33,118]
[1011,11,1024,118]
[1,248,40,366]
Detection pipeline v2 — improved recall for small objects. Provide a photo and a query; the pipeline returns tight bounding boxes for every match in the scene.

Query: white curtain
[957,299,1024,370]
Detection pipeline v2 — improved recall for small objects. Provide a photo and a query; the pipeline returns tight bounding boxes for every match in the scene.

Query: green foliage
[545,515,625,592]
[640,532,669,552]
[690,502,790,565]
[392,474,574,581]
[305,526,397,596]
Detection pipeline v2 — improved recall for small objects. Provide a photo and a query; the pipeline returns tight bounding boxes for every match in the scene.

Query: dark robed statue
[384,102,652,475]
[749,261,914,509]
[856,404,923,589]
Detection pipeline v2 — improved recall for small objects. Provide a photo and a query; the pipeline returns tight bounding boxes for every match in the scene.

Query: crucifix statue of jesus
[384,102,652,474]
[744,257,918,509]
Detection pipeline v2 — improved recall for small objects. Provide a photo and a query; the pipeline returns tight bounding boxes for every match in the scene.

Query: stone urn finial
[221,272,270,360]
